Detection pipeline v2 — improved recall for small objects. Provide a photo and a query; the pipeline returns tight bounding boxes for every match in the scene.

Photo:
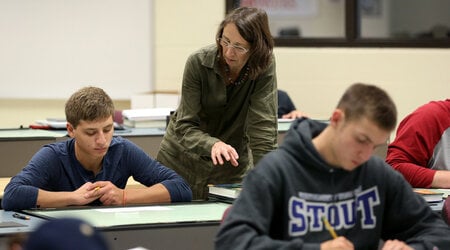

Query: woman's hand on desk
[211,141,239,167]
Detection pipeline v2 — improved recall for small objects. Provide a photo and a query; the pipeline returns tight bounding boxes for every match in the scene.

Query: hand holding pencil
[322,216,338,239]
[321,216,354,250]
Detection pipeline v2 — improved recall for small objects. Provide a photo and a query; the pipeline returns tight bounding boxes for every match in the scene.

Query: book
[278,118,295,123]
[208,184,242,203]
[436,188,450,199]
[122,108,173,121]
[30,119,67,130]
[123,118,166,128]
[414,188,445,203]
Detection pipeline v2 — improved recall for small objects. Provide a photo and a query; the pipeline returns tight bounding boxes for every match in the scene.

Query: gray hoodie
[216,118,450,250]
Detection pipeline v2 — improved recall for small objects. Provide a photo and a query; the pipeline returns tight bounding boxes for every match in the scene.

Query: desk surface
[0,122,291,140]
[0,210,46,235]
[23,202,230,229]
[0,127,166,140]
[0,129,65,140]
[0,202,230,250]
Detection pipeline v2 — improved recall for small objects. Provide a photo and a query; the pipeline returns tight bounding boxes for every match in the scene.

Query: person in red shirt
[386,99,450,188]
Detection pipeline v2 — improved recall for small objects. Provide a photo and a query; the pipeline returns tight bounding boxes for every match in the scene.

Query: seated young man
[2,86,192,211]
[216,83,450,250]
[386,99,450,188]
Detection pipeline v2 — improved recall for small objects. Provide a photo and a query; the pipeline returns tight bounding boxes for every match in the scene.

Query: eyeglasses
[217,38,249,54]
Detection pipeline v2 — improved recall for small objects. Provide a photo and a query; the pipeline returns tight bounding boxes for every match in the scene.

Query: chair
[114,110,123,124]
[221,205,232,223]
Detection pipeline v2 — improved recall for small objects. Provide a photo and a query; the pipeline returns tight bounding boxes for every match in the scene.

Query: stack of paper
[413,188,446,212]
[414,188,444,203]
[208,184,242,203]
[30,118,67,130]
[122,108,173,128]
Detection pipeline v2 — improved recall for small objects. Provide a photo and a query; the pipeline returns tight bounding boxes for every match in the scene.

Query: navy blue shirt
[2,136,192,210]
[278,90,296,118]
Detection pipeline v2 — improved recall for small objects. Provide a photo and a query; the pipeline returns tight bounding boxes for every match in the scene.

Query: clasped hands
[75,181,124,206]
[211,141,239,167]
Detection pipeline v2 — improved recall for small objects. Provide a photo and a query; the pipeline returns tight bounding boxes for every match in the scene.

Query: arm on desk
[9,181,171,209]
[93,171,193,205]
[0,177,148,210]
[36,182,102,208]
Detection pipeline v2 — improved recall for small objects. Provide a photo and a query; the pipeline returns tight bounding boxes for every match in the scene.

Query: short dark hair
[65,86,114,128]
[216,7,274,80]
[337,83,397,131]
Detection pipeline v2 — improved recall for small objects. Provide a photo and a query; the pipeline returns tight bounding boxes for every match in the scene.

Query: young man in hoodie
[215,83,450,250]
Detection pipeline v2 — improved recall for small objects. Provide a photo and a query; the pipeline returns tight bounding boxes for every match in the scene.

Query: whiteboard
[0,0,153,99]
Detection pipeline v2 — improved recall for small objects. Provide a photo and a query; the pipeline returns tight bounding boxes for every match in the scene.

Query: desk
[18,202,230,250]
[0,124,289,178]
[0,210,47,249]
[0,129,67,177]
[0,121,388,196]
[0,128,166,177]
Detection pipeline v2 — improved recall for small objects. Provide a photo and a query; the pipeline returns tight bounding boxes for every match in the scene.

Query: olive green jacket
[159,45,277,170]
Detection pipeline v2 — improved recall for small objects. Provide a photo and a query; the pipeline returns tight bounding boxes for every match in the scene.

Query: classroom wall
[0,0,153,100]
[153,1,450,130]
[1,0,449,132]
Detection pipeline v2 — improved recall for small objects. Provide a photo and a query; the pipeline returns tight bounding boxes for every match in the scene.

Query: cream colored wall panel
[274,48,450,123]
[155,47,199,92]
[155,1,223,46]
[0,0,153,99]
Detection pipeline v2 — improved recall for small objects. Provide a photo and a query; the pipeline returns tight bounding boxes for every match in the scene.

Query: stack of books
[208,184,242,203]
[122,108,173,128]
[413,188,446,211]
[29,118,67,130]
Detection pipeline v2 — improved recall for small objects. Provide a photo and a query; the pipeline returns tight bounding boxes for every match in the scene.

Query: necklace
[224,65,250,86]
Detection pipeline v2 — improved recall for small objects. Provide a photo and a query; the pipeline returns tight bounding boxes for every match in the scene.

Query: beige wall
[154,1,450,130]
[274,47,450,122]
[1,0,449,131]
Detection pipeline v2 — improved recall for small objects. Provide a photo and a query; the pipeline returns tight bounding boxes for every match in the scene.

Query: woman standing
[157,7,277,200]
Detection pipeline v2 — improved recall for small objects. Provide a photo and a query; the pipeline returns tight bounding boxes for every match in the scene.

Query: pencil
[13,213,30,220]
[322,216,338,239]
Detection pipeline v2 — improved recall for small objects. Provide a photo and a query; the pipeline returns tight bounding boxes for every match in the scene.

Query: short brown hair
[216,7,274,80]
[65,86,114,128]
[337,83,397,131]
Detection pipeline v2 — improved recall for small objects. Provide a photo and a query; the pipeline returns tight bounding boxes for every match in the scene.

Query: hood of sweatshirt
[280,118,341,174]
[272,117,388,205]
